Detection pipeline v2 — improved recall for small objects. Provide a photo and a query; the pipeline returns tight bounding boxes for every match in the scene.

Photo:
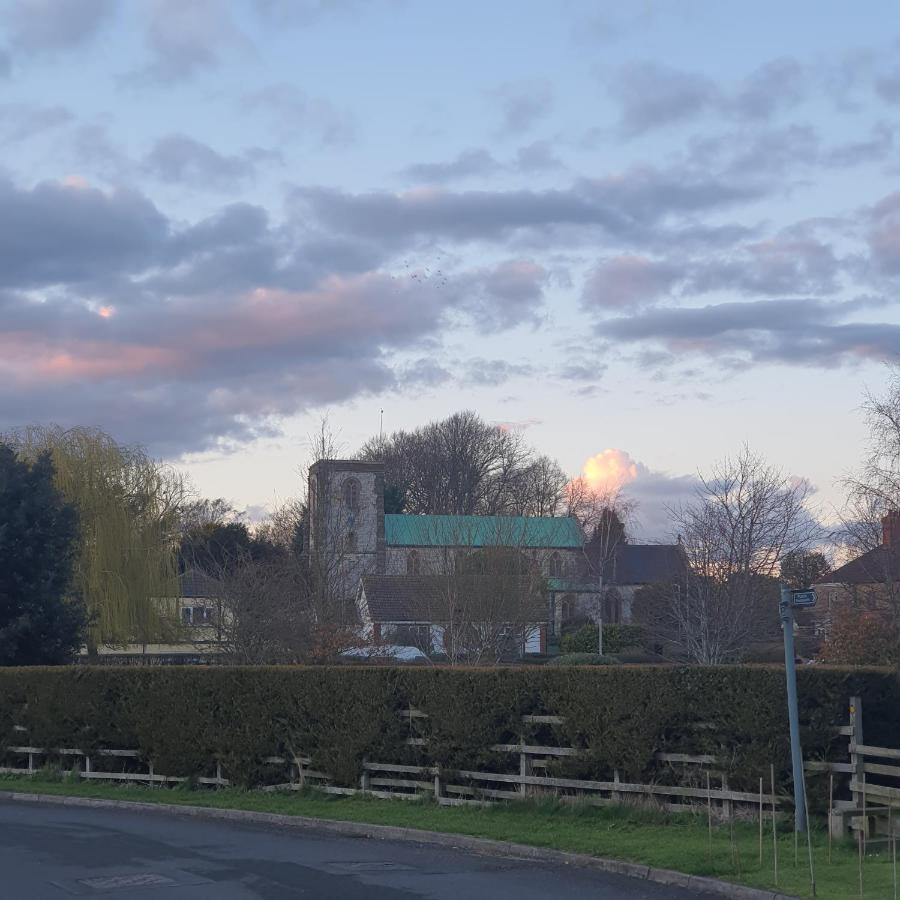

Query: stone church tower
[307,460,386,596]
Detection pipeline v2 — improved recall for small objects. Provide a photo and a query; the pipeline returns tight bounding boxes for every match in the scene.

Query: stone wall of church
[385,544,587,578]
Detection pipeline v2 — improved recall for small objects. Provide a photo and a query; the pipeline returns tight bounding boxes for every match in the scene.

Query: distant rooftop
[385,514,583,548]
[609,544,685,585]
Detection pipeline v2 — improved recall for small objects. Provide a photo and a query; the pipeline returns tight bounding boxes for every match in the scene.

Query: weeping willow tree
[9,426,185,650]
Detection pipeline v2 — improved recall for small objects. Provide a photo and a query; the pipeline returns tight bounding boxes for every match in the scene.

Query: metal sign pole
[780,585,808,833]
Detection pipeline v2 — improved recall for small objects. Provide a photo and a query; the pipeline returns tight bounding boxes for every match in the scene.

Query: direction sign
[789,589,817,608]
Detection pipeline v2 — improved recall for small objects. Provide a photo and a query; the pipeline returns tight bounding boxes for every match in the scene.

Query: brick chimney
[882,511,900,547]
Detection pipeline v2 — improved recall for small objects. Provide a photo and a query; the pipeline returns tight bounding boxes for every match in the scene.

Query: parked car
[340,644,428,662]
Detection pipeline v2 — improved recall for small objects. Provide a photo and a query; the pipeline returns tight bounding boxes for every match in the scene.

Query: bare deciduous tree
[405,518,553,664]
[634,447,817,664]
[357,411,568,517]
[844,367,900,522]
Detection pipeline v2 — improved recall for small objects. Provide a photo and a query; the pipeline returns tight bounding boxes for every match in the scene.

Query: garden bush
[544,653,618,666]
[560,624,644,655]
[0,665,896,795]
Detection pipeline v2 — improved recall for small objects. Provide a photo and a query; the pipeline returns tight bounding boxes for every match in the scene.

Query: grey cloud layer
[0,177,551,452]
[3,0,115,53]
[603,297,900,367]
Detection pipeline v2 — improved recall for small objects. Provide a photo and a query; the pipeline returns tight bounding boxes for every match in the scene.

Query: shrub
[545,653,618,666]
[560,624,644,655]
[820,608,899,666]
[0,665,896,796]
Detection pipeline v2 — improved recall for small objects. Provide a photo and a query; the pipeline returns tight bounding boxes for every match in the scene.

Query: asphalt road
[0,799,723,899]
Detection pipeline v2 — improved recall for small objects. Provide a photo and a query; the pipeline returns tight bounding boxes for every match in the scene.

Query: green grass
[0,774,896,899]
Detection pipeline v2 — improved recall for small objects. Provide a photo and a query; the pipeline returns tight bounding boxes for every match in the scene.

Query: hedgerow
[0,666,896,793]
[560,623,644,654]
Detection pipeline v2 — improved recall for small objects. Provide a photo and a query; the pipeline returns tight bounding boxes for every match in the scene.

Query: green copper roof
[384,514,584,548]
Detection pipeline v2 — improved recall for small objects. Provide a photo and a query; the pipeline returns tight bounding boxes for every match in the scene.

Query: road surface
[0,798,723,898]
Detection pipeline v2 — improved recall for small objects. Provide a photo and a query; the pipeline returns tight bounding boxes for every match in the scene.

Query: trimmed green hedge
[560,624,644,654]
[1,666,897,800]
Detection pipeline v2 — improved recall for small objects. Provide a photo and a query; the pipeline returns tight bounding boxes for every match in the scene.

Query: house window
[407,549,420,575]
[343,477,360,511]
[181,606,213,626]
[548,552,563,578]
[345,530,357,552]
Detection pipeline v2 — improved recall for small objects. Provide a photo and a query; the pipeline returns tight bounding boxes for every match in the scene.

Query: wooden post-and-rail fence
[4,698,896,842]
[2,711,779,817]
[819,695,900,844]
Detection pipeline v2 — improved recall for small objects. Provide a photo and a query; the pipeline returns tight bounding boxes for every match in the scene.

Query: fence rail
[0,707,786,818]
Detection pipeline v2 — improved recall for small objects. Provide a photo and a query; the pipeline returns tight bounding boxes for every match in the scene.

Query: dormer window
[343,477,360,511]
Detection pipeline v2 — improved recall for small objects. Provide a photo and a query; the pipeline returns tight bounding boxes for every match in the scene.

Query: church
[307,459,603,657]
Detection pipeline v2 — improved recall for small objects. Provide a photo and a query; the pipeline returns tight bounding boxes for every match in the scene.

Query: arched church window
[548,552,563,578]
[407,549,420,575]
[343,477,360,511]
[345,530,357,552]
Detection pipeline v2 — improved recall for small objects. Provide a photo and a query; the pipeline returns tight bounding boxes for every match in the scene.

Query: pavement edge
[0,789,796,900]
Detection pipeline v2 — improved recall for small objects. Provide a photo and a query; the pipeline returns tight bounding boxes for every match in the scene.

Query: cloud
[0,48,10,77]
[608,62,719,136]
[0,177,541,452]
[730,58,807,120]
[461,358,534,387]
[143,134,279,189]
[0,102,73,144]
[291,168,763,248]
[490,80,554,135]
[582,448,642,492]
[240,83,355,146]
[130,0,249,83]
[581,233,844,317]
[3,0,115,53]
[514,140,564,173]
[250,0,362,26]
[824,123,894,167]
[0,273,463,454]
[688,237,841,296]
[455,259,549,330]
[579,448,698,540]
[875,67,900,104]
[607,57,808,136]
[400,142,564,185]
[601,296,900,368]
[401,148,501,184]
[0,176,168,289]
[582,255,683,309]
[866,192,900,275]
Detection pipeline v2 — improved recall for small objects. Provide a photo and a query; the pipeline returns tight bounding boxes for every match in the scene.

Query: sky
[1,0,899,539]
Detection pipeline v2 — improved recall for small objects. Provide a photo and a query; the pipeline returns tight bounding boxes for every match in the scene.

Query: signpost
[779,585,817,834]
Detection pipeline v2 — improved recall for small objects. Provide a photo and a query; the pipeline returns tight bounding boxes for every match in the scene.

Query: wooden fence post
[722,774,733,820]
[850,695,866,840]
[518,741,530,796]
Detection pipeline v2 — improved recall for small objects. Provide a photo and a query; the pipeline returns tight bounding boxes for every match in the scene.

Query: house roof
[179,568,222,599]
[360,574,550,623]
[823,546,900,585]
[360,575,452,622]
[384,514,583,548]
[610,544,685,585]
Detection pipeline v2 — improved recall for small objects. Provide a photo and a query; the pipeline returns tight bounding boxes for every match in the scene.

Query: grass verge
[0,773,895,899]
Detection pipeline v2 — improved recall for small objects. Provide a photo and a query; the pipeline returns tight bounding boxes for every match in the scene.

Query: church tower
[307,460,386,593]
